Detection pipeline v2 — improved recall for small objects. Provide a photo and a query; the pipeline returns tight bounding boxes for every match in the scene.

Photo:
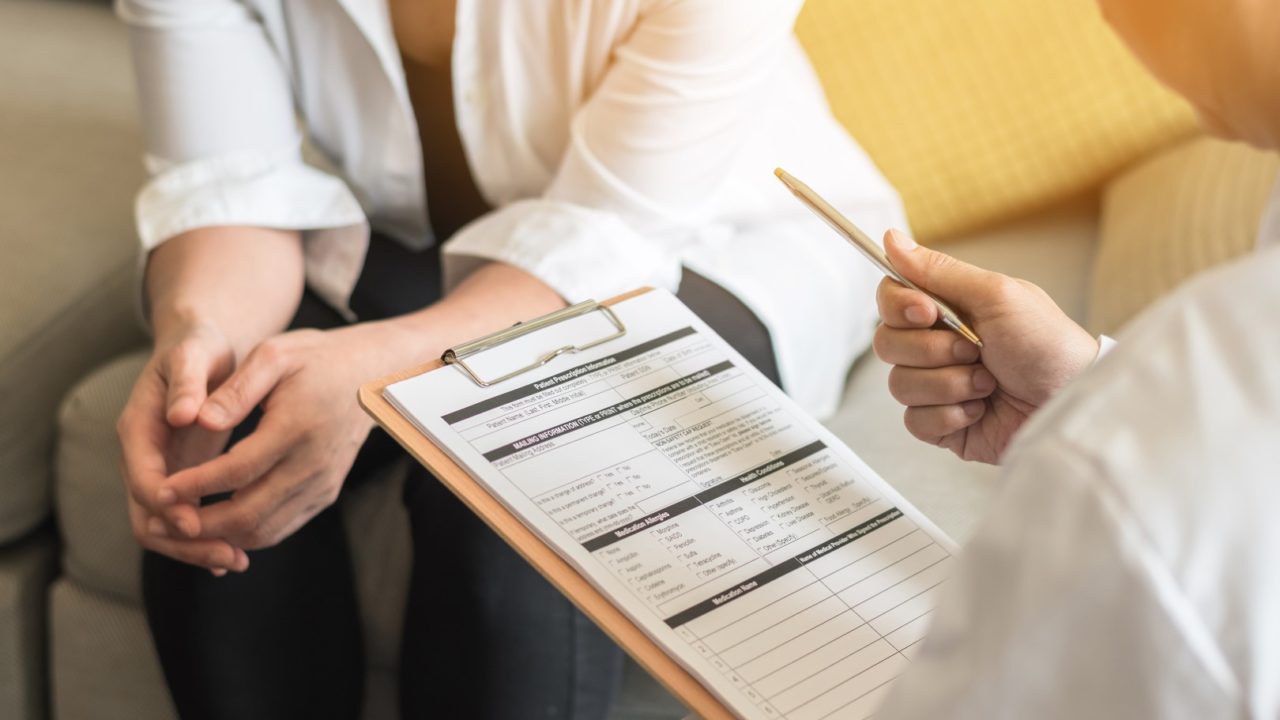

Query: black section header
[662,560,801,629]
[580,441,826,552]
[442,327,697,425]
[792,507,903,564]
[581,497,703,552]
[482,361,733,463]
[662,507,904,628]
[692,441,826,506]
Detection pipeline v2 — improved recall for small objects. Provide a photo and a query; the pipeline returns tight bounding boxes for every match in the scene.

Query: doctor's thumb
[882,229,1002,307]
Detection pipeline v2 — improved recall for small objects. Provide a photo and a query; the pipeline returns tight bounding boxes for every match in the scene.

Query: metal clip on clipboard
[441,300,627,387]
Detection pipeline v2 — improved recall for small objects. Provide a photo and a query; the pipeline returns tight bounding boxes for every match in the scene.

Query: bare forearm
[146,226,305,356]
[368,261,566,369]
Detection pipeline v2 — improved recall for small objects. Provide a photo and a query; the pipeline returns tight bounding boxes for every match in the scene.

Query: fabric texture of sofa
[5,1,1276,720]
[1,1,147,718]
[794,0,1196,240]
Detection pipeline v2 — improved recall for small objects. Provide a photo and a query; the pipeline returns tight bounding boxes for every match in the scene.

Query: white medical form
[383,289,957,720]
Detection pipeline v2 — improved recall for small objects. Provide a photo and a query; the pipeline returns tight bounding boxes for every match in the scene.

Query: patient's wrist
[385,261,567,363]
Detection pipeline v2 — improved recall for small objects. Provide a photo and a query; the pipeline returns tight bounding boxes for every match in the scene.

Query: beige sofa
[4,1,1218,719]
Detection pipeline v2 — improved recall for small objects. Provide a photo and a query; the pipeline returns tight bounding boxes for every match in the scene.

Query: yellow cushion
[1089,136,1280,334]
[796,0,1198,240]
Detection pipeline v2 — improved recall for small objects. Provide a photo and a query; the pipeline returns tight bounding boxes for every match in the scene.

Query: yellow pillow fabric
[1089,136,1280,335]
[796,0,1197,241]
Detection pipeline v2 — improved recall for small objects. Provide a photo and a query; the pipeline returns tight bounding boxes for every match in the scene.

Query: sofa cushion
[0,532,57,720]
[796,0,1196,241]
[49,579,178,720]
[55,352,150,605]
[50,572,416,720]
[1090,136,1280,335]
[0,0,148,543]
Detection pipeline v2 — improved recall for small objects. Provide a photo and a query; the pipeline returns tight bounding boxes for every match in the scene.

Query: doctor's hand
[873,230,1099,464]
[117,322,249,575]
[151,322,403,551]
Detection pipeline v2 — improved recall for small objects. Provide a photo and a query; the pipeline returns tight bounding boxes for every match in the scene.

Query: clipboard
[358,287,734,720]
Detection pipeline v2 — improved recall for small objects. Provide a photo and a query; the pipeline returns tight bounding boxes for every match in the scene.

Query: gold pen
[774,168,983,348]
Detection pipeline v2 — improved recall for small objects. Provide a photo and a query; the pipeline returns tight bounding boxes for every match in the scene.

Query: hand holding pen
[774,168,1099,464]
[873,230,1100,464]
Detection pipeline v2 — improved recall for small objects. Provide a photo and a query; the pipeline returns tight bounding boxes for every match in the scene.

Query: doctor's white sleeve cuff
[1096,335,1118,363]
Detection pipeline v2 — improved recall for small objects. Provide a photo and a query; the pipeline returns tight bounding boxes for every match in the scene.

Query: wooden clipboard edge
[357,287,734,720]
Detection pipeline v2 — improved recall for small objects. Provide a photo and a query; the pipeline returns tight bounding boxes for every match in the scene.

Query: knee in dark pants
[399,470,623,719]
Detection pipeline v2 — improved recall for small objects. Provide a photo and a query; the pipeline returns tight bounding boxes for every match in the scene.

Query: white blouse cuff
[135,152,366,250]
[133,152,370,321]
[442,199,684,302]
[1095,334,1118,363]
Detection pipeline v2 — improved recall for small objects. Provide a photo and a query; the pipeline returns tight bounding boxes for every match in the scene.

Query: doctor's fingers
[874,326,981,368]
[887,364,997,408]
[903,402,986,443]
[876,277,937,329]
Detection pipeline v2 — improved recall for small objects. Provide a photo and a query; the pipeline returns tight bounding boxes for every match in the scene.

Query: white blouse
[116,0,907,417]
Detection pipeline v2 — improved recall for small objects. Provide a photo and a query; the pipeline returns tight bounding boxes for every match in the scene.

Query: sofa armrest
[0,267,146,543]
[0,0,149,543]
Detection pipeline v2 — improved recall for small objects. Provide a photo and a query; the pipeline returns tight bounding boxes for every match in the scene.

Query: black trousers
[142,235,781,720]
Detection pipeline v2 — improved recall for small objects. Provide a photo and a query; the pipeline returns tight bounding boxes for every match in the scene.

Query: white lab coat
[116,0,907,417]
[878,182,1280,718]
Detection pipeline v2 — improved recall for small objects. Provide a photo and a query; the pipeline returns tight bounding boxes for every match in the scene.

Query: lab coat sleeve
[877,441,1234,720]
